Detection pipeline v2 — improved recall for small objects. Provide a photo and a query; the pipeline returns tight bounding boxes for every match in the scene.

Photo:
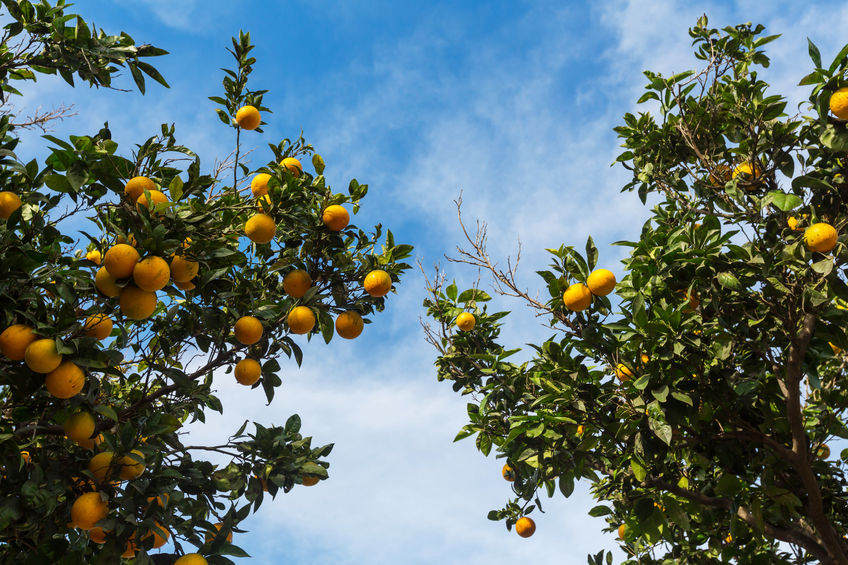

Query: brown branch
[8,104,77,131]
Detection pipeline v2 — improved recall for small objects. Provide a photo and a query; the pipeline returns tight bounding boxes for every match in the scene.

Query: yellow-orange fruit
[251,173,271,196]
[0,324,37,360]
[618,524,629,539]
[175,554,208,565]
[88,452,118,485]
[804,223,838,253]
[302,476,319,486]
[502,463,515,482]
[335,311,364,339]
[133,256,170,291]
[234,358,261,385]
[322,205,350,231]
[124,176,155,201]
[135,189,168,211]
[456,312,476,331]
[71,492,108,530]
[245,213,276,244]
[234,316,263,345]
[0,191,22,219]
[83,314,113,340]
[175,280,196,291]
[103,244,140,279]
[829,87,848,120]
[205,523,233,543]
[615,363,633,383]
[287,306,315,335]
[88,527,108,544]
[64,412,96,444]
[363,269,392,297]
[146,522,169,548]
[283,269,312,298]
[586,269,616,296]
[235,105,261,130]
[77,433,103,451]
[281,157,302,176]
[118,450,145,480]
[24,338,63,373]
[95,267,122,297]
[563,283,592,311]
[515,516,536,538]
[85,250,102,265]
[170,255,199,283]
[45,361,85,398]
[119,285,158,320]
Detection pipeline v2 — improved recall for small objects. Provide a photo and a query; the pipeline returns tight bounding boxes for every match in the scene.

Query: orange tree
[424,18,848,565]
[0,2,411,563]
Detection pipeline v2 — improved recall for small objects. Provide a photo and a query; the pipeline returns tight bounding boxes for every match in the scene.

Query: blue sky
[14,0,848,563]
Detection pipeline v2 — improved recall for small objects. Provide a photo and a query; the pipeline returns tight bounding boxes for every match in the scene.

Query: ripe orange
[78,433,103,451]
[363,269,392,297]
[302,476,319,486]
[175,554,208,565]
[617,524,628,539]
[804,222,838,253]
[577,424,585,436]
[234,316,263,345]
[456,312,476,331]
[136,189,169,211]
[563,283,592,311]
[816,444,830,459]
[147,493,170,508]
[283,269,312,298]
[732,162,762,188]
[708,164,732,185]
[118,450,145,480]
[85,249,102,265]
[83,314,113,340]
[146,522,170,548]
[256,193,272,210]
[501,463,514,482]
[678,289,700,312]
[615,363,633,383]
[88,526,108,544]
[245,213,276,244]
[234,358,261,385]
[175,280,196,291]
[205,523,233,543]
[335,311,364,339]
[124,176,155,201]
[829,87,848,119]
[64,412,96,444]
[115,234,137,247]
[103,244,140,279]
[0,323,38,360]
[586,269,616,296]
[288,306,316,334]
[88,452,115,483]
[121,536,137,558]
[71,492,108,530]
[515,516,536,538]
[281,157,302,177]
[133,256,170,291]
[95,267,122,297]
[251,173,271,196]
[171,255,199,283]
[120,285,158,320]
[24,338,63,373]
[0,191,22,219]
[45,361,85,398]
[235,105,261,130]
[322,205,349,231]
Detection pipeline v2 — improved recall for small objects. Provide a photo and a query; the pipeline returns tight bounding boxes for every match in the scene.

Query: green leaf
[585,236,598,271]
[588,505,612,517]
[763,190,802,211]
[808,38,822,68]
[630,459,647,481]
[169,176,183,201]
[717,271,740,290]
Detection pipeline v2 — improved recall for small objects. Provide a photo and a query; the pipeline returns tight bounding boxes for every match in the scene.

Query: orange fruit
[88,452,117,484]
[24,338,63,373]
[677,289,700,311]
[88,526,108,544]
[615,363,633,383]
[829,87,848,119]
[322,205,349,231]
[175,280,196,291]
[45,361,85,398]
[133,256,170,291]
[85,249,102,265]
[115,234,137,247]
[302,476,319,486]
[175,554,208,565]
[804,223,838,253]
[120,285,158,320]
[586,269,616,296]
[456,312,475,331]
[171,255,199,283]
[146,522,170,548]
[136,189,169,211]
[283,269,312,298]
[71,492,108,530]
[732,162,762,188]
[563,283,592,311]
[281,157,302,177]
[235,105,261,130]
[234,316,263,345]
[617,524,628,539]
[817,444,830,459]
[363,269,392,297]
[121,536,137,558]
[577,424,585,436]
[256,193,272,210]
[124,176,155,201]
[251,173,271,196]
[21,450,30,464]
[234,358,261,386]
[515,516,536,538]
[0,323,38,360]
[640,353,650,364]
[94,267,122,297]
[103,244,140,279]
[205,523,233,543]
[78,434,103,451]
[64,412,96,444]
[0,191,22,219]
[118,450,145,480]
[335,311,364,339]
[245,213,276,244]
[287,306,315,334]
[147,493,170,508]
[83,314,113,340]
[501,463,514,482]
[708,164,732,185]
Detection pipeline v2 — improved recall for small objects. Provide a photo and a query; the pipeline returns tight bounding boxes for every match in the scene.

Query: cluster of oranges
[563,268,616,312]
